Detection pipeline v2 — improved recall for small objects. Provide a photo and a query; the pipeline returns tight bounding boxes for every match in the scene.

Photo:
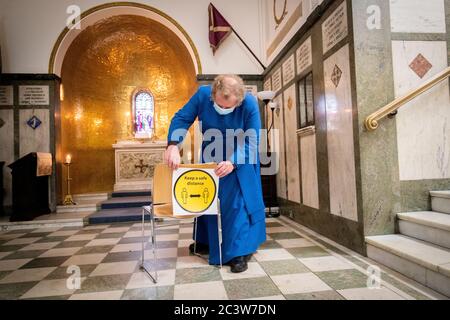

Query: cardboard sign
[172,167,219,216]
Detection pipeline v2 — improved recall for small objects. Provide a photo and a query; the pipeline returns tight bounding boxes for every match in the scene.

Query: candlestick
[63,157,76,206]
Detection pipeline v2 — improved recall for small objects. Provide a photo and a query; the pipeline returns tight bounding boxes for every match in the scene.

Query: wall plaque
[282,54,296,86]
[0,86,13,106]
[296,36,312,75]
[272,68,282,93]
[264,78,272,91]
[19,85,50,105]
[322,1,348,54]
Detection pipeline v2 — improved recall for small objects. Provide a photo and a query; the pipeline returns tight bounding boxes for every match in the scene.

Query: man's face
[214,93,239,109]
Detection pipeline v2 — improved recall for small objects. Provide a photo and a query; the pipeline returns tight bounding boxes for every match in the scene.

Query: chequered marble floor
[0,217,442,300]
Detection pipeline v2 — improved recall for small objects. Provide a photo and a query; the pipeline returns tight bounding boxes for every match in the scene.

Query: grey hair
[211,74,246,106]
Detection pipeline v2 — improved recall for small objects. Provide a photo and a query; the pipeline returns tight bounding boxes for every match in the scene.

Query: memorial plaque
[264,78,272,91]
[322,1,348,54]
[272,68,282,93]
[19,85,50,106]
[282,54,296,86]
[0,86,13,106]
[296,37,312,75]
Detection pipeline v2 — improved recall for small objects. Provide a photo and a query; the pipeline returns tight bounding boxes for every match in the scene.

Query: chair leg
[141,207,145,267]
[141,206,158,284]
[217,209,222,269]
[150,212,158,283]
[193,217,198,255]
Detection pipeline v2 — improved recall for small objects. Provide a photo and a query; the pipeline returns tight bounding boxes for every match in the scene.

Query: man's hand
[165,145,181,170]
[215,161,234,178]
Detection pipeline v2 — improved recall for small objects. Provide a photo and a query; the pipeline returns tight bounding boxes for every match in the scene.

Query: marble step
[0,217,85,232]
[397,211,450,249]
[366,234,450,297]
[88,207,149,224]
[73,192,109,204]
[100,196,151,210]
[111,190,151,198]
[56,203,99,213]
[430,191,450,214]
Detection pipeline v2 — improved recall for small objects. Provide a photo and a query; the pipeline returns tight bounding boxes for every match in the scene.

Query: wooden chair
[140,163,222,283]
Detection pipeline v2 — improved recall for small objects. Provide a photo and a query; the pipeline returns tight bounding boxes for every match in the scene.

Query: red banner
[208,3,232,55]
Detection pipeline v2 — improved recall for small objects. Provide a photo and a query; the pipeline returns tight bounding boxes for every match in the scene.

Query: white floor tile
[176,256,209,269]
[65,234,97,241]
[0,267,56,283]
[299,256,354,272]
[155,234,179,241]
[123,231,151,238]
[337,287,406,300]
[245,295,286,300]
[179,227,193,234]
[82,225,109,230]
[144,248,178,259]
[61,253,107,266]
[174,281,228,300]
[0,259,31,271]
[19,242,59,251]
[4,237,41,245]
[271,273,332,295]
[39,247,82,258]
[276,238,315,248]
[20,278,82,299]
[0,233,27,240]
[126,269,176,289]
[110,243,142,253]
[101,227,131,234]
[266,226,291,233]
[0,252,12,259]
[48,230,79,237]
[85,238,120,247]
[69,290,123,300]
[90,261,138,276]
[254,249,295,262]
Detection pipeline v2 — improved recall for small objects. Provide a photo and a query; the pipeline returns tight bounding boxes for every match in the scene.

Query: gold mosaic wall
[61,15,197,194]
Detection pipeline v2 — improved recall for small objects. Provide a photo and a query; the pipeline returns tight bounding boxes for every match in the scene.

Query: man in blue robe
[165,75,266,273]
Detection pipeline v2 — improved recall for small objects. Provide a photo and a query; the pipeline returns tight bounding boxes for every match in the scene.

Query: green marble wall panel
[352,0,400,235]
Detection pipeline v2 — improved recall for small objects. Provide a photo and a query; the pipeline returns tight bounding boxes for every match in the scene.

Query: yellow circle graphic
[173,170,217,213]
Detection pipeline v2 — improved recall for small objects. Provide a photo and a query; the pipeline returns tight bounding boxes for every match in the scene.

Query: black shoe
[244,253,253,262]
[229,256,248,273]
[189,242,209,255]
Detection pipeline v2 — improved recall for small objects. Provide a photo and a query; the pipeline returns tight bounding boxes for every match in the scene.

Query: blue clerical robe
[167,85,266,264]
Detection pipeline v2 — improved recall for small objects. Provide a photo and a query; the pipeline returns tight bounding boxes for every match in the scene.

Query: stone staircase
[366,190,450,297]
[88,190,151,224]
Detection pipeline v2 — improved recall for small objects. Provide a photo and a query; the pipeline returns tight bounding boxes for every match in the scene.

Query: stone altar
[112,140,167,191]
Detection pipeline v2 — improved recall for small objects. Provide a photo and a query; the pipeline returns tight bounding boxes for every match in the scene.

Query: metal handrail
[364,67,450,131]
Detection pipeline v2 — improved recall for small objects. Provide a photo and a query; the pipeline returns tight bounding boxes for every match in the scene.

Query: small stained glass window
[133,90,154,138]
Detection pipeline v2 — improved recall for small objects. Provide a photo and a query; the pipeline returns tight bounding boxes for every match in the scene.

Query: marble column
[352,0,400,235]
